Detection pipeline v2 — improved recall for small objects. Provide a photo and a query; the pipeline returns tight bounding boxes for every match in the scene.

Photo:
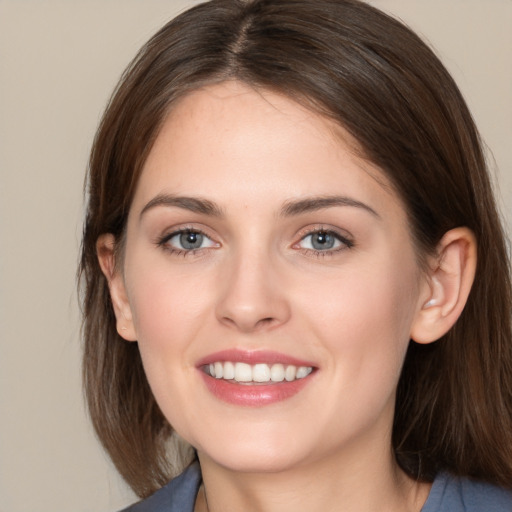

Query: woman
[79,0,512,510]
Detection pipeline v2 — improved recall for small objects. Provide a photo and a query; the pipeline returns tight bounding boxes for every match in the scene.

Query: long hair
[79,0,512,497]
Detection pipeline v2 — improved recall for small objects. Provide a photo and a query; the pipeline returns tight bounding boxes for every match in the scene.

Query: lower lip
[200,372,313,407]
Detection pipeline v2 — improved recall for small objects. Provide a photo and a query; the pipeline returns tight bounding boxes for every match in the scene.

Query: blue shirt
[121,462,512,511]
[422,471,512,511]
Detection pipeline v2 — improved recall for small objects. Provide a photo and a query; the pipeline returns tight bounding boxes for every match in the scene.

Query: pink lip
[196,349,317,407]
[196,349,315,367]
[200,374,313,406]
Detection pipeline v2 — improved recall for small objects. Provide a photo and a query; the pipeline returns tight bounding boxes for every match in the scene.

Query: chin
[193,426,311,474]
[202,448,304,475]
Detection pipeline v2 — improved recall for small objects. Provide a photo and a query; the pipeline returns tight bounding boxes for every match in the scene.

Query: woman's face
[114,81,429,473]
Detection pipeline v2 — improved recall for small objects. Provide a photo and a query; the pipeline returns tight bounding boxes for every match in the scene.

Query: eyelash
[293,227,354,258]
[156,227,217,257]
[156,226,354,258]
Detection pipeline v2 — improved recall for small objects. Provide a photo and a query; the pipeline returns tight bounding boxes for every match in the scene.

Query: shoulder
[119,461,202,512]
[422,472,512,512]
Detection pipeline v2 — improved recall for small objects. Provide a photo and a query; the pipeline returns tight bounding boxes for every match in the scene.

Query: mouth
[203,361,313,383]
[197,350,317,406]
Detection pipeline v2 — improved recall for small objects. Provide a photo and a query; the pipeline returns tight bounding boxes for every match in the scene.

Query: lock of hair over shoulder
[79,0,512,498]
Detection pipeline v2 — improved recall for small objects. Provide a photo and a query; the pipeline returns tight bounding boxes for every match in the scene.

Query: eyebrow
[139,193,379,220]
[140,194,224,218]
[280,195,380,218]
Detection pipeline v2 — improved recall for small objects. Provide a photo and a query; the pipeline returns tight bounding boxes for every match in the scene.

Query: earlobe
[410,227,477,344]
[96,234,137,342]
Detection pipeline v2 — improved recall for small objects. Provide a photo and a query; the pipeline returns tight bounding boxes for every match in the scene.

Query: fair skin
[98,81,476,512]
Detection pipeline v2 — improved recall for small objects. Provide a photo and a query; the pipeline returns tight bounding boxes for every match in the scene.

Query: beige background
[0,1,511,511]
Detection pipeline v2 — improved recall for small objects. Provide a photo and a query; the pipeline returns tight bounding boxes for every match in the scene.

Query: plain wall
[0,1,510,511]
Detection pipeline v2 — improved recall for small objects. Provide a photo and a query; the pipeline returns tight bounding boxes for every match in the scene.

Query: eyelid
[292,226,354,253]
[166,230,217,247]
[156,224,220,254]
[154,223,353,258]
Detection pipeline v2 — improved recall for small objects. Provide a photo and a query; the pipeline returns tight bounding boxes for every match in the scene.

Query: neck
[195,441,430,512]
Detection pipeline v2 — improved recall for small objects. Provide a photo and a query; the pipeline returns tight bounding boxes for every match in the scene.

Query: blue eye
[178,231,205,250]
[161,229,217,252]
[298,230,351,252]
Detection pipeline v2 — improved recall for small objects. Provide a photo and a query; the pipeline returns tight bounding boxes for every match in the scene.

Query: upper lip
[196,349,316,368]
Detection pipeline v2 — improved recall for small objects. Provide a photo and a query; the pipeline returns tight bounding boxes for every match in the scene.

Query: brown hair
[79,0,512,498]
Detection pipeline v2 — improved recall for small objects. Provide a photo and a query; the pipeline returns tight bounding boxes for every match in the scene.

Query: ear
[410,227,477,344]
[96,234,137,342]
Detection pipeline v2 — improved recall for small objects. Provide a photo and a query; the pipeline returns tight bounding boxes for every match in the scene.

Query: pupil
[312,231,334,250]
[180,232,203,249]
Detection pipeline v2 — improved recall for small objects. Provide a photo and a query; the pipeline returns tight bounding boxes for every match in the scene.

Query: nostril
[251,317,280,331]
[219,315,278,333]
[215,273,291,332]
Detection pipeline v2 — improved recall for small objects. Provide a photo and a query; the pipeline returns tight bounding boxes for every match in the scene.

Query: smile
[197,350,317,406]
[205,362,313,383]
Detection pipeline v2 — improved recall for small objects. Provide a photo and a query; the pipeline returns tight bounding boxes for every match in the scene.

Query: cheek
[124,264,211,431]
[126,251,211,339]
[300,256,419,383]
[306,260,417,332]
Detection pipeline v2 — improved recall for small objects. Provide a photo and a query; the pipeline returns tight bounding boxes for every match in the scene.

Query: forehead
[132,81,403,220]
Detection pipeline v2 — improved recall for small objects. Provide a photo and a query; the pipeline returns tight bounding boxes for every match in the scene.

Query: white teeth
[223,361,235,380]
[214,362,223,379]
[234,362,252,382]
[270,363,285,382]
[253,363,271,382]
[207,361,313,382]
[285,365,296,382]
[296,366,313,379]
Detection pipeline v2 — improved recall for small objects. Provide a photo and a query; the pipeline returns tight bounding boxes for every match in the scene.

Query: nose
[215,249,291,333]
